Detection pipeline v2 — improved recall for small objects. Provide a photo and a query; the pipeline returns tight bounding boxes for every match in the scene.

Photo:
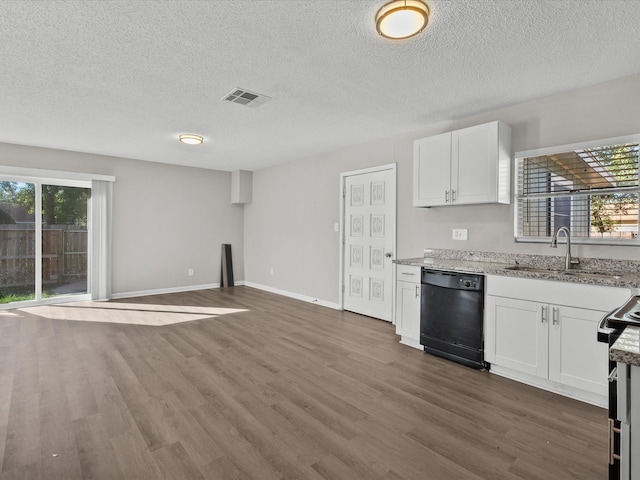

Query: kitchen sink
[504,265,622,280]
[562,270,622,280]
[505,266,564,274]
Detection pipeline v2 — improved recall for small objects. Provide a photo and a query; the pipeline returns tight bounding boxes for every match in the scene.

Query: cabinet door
[395,280,421,341]
[548,305,609,396]
[413,132,451,206]
[452,122,497,205]
[485,295,548,378]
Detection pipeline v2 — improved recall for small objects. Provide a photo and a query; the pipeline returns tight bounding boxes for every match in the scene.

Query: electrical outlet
[334,222,339,232]
[452,228,468,241]
[270,268,274,275]
[188,268,195,276]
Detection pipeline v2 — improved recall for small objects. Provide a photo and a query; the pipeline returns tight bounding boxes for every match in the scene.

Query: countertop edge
[610,326,640,367]
[394,257,639,289]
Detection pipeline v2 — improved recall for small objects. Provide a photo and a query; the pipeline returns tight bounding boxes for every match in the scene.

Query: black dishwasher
[420,269,487,369]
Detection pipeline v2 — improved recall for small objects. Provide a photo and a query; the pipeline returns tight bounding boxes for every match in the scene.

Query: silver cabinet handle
[415,285,420,298]
[452,189,456,203]
[445,190,449,203]
[552,307,559,325]
[541,305,547,323]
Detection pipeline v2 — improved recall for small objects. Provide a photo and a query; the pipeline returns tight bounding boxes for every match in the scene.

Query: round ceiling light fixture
[178,133,204,145]
[375,0,429,40]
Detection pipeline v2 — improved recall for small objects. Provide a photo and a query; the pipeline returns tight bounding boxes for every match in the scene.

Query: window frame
[514,134,640,246]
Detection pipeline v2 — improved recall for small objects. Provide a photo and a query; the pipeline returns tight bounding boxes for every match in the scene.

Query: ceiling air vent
[222,88,271,108]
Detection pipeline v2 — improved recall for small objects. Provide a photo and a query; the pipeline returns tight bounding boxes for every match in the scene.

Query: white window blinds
[517,142,640,241]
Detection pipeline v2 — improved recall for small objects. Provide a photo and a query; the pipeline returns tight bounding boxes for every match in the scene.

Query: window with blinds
[516,142,639,242]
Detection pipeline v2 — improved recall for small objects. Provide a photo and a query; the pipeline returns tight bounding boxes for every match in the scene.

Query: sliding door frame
[0,166,114,309]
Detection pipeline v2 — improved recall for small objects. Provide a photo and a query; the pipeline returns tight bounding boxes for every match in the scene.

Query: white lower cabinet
[549,305,609,394]
[395,265,421,349]
[485,296,549,378]
[485,275,630,405]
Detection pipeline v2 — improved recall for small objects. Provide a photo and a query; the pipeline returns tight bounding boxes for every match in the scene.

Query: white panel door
[343,166,396,321]
[548,305,609,396]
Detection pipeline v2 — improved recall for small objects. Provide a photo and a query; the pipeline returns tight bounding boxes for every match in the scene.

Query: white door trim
[339,163,397,317]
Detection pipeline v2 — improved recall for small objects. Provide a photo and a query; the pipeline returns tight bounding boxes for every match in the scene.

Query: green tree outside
[0,182,89,226]
[587,144,638,235]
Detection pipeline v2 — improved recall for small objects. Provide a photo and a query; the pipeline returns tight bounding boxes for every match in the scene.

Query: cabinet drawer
[396,265,421,283]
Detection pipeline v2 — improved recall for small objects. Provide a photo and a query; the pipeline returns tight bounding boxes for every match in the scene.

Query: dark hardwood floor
[0,286,607,479]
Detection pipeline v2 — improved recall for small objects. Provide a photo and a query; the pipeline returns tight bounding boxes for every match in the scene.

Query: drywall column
[231,170,253,204]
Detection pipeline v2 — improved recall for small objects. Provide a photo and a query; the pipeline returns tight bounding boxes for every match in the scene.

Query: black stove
[623,310,640,323]
[597,295,640,480]
[604,296,640,328]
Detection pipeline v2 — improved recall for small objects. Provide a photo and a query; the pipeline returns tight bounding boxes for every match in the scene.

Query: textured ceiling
[1,0,639,172]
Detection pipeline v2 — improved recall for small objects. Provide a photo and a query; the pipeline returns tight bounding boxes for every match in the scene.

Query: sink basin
[504,265,622,280]
[505,266,564,274]
[562,270,622,280]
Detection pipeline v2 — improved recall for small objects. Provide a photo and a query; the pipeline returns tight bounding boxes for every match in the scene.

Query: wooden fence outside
[0,225,87,288]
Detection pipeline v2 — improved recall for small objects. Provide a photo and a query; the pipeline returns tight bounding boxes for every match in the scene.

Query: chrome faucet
[550,226,580,270]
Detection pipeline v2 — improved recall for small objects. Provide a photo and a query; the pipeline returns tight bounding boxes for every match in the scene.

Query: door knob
[385,252,392,258]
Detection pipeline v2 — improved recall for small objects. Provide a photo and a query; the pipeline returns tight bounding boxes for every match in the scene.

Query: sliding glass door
[0,178,91,305]
[0,181,36,303]
[41,184,90,299]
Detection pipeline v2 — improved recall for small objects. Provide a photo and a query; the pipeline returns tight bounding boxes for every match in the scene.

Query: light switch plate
[452,228,468,241]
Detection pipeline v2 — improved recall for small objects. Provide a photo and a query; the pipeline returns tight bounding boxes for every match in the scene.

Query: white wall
[244,138,396,304]
[244,74,640,305]
[3,75,638,303]
[0,143,244,296]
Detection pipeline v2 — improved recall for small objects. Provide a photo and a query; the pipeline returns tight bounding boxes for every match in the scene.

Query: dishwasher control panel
[422,269,484,292]
[458,277,481,290]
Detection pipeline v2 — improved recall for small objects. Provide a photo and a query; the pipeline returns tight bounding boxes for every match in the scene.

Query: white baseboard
[111,282,245,300]
[399,336,423,350]
[242,281,341,310]
[111,281,340,311]
[489,364,607,408]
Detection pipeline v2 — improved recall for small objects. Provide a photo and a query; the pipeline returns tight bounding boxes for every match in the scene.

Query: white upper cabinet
[413,131,451,206]
[413,121,512,207]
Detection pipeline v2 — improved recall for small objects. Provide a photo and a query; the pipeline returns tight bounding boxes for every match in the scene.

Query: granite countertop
[610,326,640,367]
[394,255,640,289]
[396,249,640,365]
[395,249,640,366]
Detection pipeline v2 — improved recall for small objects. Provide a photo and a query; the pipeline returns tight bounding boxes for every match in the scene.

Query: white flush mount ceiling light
[375,0,429,40]
[178,134,204,145]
